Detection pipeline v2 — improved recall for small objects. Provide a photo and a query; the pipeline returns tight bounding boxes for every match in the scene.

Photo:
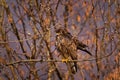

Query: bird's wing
[73,38,92,56]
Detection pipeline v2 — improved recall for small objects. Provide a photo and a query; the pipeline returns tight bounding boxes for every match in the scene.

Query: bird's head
[55,28,66,35]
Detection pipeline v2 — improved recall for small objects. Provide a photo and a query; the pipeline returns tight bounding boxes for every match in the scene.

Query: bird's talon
[62,59,69,63]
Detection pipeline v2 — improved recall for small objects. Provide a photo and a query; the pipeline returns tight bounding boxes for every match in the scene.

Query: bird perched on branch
[55,28,92,74]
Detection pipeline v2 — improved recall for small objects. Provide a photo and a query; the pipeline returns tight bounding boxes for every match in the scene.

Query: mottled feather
[55,28,92,74]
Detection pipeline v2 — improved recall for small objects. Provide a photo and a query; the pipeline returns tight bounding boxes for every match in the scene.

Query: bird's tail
[71,62,77,74]
[67,61,77,74]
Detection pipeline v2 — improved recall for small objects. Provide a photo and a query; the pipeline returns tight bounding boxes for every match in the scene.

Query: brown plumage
[55,28,92,74]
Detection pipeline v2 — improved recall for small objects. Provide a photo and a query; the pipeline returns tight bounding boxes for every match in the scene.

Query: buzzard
[55,28,92,74]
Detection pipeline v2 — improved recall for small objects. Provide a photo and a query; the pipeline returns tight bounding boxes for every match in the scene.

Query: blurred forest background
[0,0,120,80]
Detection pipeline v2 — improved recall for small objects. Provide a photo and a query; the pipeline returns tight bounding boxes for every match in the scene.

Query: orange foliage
[104,67,120,80]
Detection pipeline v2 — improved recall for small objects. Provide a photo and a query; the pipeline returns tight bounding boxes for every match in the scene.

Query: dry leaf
[76,15,81,22]
[71,24,77,30]
[44,17,50,26]
[0,57,6,64]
